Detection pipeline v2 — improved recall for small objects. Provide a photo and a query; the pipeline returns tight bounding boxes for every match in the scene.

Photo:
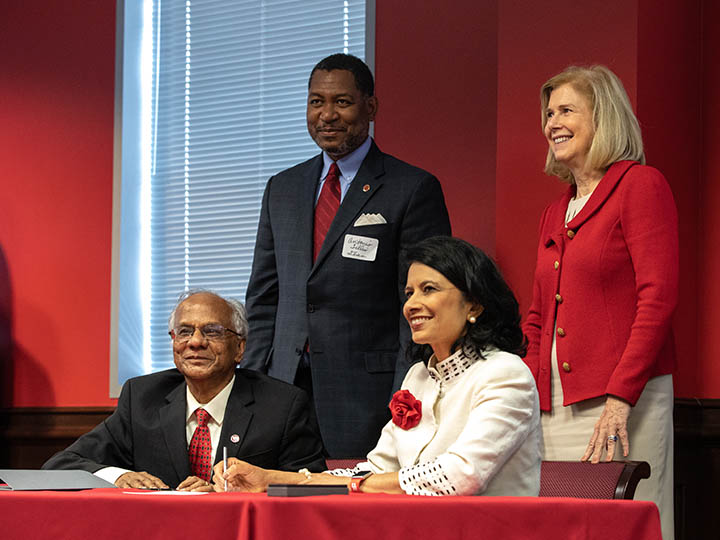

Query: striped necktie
[313,162,341,261]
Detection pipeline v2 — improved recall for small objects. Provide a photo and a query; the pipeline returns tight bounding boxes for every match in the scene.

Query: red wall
[495,0,638,308]
[1,0,718,406]
[637,0,702,396]
[0,2,116,407]
[379,0,713,398]
[698,1,720,395]
[374,1,498,254]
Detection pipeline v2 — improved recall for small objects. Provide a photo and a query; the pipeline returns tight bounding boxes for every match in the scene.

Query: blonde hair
[540,65,645,183]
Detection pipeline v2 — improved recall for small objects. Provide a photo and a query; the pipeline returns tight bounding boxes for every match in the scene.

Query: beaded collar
[427,346,483,384]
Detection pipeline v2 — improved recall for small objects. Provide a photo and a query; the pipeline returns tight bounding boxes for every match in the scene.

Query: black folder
[267,484,349,497]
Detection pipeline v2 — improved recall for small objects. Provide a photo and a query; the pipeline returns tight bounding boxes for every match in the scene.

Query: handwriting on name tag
[342,234,379,262]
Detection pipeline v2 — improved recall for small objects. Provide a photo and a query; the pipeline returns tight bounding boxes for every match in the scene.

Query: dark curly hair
[403,236,527,363]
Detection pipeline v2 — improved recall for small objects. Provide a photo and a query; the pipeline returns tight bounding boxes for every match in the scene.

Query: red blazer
[523,161,678,411]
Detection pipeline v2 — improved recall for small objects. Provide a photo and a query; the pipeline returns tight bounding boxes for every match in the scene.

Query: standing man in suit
[243,54,451,458]
[43,290,325,490]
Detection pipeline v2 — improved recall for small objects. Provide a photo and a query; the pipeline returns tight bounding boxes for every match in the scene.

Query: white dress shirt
[95,376,235,485]
[184,375,235,464]
[315,135,372,203]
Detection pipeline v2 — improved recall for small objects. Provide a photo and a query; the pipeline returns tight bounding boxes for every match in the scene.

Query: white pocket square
[354,213,387,226]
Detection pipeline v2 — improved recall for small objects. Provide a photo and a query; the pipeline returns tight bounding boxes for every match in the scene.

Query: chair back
[325,458,363,471]
[539,460,650,499]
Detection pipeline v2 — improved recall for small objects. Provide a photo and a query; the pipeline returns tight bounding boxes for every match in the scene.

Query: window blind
[117,0,367,383]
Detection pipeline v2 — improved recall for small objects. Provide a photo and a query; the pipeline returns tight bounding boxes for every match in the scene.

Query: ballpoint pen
[223,446,228,492]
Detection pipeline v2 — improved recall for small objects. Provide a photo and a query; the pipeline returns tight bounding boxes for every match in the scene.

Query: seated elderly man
[43,290,326,490]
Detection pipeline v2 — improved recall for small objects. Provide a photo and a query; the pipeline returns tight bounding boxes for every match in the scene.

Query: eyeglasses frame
[168,323,243,343]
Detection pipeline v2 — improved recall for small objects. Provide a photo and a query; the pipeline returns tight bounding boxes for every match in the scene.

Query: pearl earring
[468,316,477,324]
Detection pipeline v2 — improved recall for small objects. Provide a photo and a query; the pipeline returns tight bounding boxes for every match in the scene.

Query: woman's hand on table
[582,395,631,463]
[212,458,269,492]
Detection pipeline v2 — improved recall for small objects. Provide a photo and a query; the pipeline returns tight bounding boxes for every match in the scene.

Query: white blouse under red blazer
[523,160,678,411]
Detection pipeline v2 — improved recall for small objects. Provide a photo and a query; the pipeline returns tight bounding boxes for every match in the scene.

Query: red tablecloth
[0,489,661,540]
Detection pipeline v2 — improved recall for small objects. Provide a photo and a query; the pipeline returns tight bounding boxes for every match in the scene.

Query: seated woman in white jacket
[214,236,541,496]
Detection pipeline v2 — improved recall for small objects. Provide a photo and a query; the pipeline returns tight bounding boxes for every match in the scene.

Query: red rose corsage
[389,389,422,430]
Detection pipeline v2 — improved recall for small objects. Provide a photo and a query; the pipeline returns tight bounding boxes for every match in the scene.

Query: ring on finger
[607,435,618,442]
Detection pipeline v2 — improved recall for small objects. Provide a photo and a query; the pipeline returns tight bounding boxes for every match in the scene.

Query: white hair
[167,288,248,338]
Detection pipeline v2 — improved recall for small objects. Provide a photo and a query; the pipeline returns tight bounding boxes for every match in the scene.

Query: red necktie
[313,162,341,261]
[188,408,212,482]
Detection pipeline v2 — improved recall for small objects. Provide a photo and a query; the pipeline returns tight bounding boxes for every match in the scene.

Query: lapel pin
[363,184,370,192]
[230,434,240,443]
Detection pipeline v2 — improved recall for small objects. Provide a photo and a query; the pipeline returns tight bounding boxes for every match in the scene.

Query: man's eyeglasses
[169,324,243,343]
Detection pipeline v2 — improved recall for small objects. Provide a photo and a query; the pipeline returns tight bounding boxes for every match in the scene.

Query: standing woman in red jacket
[523,65,677,538]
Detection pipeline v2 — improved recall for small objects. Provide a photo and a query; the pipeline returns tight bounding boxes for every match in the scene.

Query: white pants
[542,350,674,540]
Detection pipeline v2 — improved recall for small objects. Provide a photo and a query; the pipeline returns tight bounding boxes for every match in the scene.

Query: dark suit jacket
[42,368,326,488]
[243,141,451,457]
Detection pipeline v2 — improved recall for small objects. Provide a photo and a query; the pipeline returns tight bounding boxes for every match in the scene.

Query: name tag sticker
[342,234,379,262]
